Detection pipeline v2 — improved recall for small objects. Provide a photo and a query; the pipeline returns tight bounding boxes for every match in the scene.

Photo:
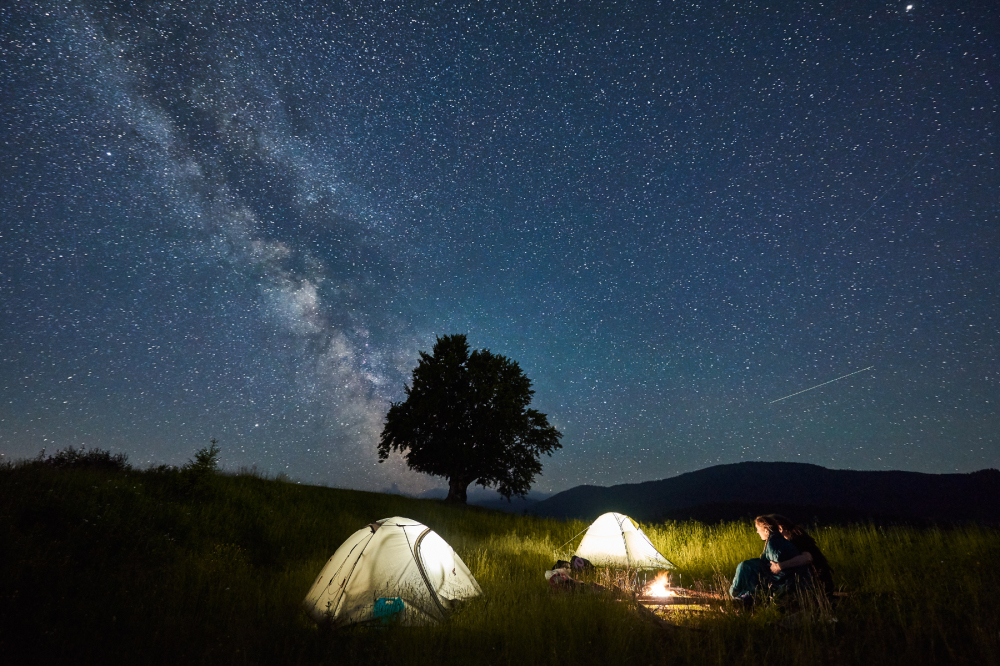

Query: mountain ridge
[529,461,1000,524]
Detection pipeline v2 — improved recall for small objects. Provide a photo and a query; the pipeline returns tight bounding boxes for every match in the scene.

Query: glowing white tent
[574,512,674,569]
[303,516,482,628]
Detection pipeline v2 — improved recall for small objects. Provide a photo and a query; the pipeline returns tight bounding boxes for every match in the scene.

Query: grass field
[1,456,998,665]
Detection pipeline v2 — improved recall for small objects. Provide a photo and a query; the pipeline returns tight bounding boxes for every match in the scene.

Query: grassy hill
[2,454,999,665]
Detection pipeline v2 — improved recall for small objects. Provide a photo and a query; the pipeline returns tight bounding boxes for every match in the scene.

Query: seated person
[767,514,835,603]
[729,515,810,606]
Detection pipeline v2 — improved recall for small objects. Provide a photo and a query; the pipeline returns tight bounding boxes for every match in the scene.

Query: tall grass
[1,461,998,665]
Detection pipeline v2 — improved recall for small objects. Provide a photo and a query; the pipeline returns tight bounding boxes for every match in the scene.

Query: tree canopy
[378,334,562,503]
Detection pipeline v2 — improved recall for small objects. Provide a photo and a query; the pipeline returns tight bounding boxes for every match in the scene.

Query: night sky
[2,0,997,497]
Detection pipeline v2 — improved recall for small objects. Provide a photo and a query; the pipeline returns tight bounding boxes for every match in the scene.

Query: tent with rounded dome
[574,512,674,569]
[303,516,482,628]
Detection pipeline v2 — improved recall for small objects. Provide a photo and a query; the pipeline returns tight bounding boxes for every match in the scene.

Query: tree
[378,334,562,504]
[183,439,221,476]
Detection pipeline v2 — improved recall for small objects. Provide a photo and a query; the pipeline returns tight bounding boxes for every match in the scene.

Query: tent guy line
[767,367,875,405]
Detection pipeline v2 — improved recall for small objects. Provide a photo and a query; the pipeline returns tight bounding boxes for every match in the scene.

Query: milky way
[2,0,997,496]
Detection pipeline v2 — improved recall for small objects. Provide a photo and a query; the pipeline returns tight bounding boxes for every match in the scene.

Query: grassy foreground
[1,460,998,665]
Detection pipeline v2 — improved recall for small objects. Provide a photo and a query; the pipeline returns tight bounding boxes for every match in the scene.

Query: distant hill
[529,462,1000,524]
[415,488,551,514]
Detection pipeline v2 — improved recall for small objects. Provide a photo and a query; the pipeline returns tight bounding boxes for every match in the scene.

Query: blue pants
[729,558,771,598]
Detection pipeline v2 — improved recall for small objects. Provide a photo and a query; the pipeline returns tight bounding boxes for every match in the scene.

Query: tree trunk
[445,476,470,504]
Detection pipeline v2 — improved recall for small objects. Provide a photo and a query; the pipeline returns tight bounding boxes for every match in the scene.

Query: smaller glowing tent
[574,512,674,569]
[303,516,482,628]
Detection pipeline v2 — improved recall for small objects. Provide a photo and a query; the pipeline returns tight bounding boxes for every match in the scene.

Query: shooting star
[829,150,929,247]
[768,366,874,404]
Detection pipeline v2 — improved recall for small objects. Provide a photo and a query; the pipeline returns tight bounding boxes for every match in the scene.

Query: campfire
[643,572,679,598]
[637,572,721,612]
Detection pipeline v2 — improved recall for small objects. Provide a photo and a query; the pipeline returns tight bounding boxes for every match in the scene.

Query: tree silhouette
[378,334,562,503]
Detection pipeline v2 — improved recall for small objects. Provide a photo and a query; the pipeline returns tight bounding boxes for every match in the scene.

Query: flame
[644,572,677,598]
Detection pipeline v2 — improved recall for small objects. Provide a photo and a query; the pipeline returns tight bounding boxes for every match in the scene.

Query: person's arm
[769,551,813,574]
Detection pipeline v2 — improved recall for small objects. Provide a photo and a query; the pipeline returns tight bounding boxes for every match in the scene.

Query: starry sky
[2,0,997,497]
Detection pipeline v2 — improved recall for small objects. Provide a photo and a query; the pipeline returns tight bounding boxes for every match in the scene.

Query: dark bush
[36,446,130,472]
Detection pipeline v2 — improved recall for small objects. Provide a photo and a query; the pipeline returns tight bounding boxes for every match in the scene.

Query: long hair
[768,514,804,537]
[754,514,781,536]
